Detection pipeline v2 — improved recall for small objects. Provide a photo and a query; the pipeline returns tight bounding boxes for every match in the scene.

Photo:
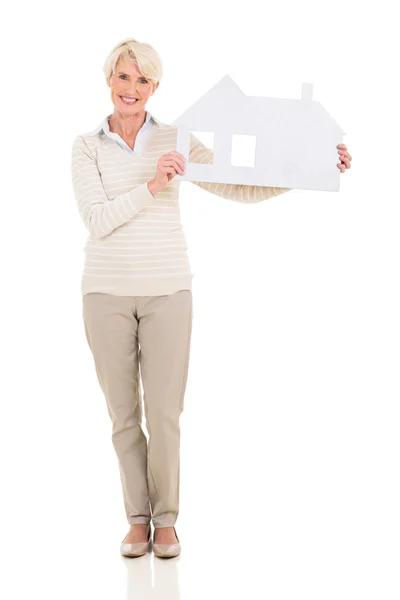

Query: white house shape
[171,75,346,192]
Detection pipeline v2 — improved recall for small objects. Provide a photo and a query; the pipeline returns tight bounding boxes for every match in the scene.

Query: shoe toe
[120,541,150,557]
[153,542,181,557]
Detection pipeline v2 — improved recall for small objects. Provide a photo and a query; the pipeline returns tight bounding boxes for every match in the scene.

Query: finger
[338,148,352,162]
[165,159,185,172]
[163,166,176,175]
[338,150,351,165]
[161,166,178,175]
[162,160,185,174]
[337,163,346,172]
[162,156,185,167]
[337,143,347,150]
[169,150,186,162]
[340,156,351,168]
[163,159,185,173]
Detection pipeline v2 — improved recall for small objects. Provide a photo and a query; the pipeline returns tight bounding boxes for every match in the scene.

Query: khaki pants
[82,290,193,528]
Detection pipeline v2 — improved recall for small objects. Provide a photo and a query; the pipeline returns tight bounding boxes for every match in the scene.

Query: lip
[119,95,139,104]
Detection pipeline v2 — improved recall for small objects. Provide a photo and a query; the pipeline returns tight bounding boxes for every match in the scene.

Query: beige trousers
[82,290,193,528]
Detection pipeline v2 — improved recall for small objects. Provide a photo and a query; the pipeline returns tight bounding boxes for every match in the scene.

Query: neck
[109,110,147,140]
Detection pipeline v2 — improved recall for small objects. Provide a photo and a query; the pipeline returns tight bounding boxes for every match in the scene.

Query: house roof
[172,75,345,135]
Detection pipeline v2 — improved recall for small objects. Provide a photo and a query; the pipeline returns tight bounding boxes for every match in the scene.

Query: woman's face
[107,56,159,115]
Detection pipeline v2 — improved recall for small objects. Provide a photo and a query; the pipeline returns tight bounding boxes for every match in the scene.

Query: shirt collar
[85,110,156,136]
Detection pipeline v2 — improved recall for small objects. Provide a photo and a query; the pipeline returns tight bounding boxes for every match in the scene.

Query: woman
[71,38,352,559]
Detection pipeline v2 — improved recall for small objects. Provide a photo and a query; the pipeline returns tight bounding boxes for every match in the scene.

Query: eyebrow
[117,71,147,78]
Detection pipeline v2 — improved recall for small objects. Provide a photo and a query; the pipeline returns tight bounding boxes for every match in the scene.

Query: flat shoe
[152,526,181,558]
[120,523,151,557]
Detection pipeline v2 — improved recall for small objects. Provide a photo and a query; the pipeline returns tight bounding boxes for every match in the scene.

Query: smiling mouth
[119,96,139,104]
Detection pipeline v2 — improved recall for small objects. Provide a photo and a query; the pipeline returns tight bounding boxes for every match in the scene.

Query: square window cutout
[189,131,214,163]
[231,134,256,167]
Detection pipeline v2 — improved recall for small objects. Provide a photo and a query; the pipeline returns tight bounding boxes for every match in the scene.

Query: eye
[119,75,148,83]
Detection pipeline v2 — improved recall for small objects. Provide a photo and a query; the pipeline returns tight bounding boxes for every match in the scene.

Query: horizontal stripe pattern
[71,119,290,296]
[188,132,291,203]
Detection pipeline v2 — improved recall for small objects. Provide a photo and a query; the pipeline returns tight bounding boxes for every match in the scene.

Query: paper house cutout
[172,75,346,192]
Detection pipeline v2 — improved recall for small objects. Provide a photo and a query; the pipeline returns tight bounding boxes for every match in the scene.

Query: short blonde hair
[103,38,163,87]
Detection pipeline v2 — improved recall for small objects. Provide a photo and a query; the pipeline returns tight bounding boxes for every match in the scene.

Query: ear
[151,81,160,95]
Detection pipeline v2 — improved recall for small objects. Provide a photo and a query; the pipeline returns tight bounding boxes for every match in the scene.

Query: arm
[188,133,291,203]
[71,135,156,239]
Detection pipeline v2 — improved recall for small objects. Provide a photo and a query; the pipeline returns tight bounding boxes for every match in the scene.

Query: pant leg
[136,290,193,528]
[82,292,151,525]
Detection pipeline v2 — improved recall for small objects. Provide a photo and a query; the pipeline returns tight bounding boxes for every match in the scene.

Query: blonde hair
[103,38,163,87]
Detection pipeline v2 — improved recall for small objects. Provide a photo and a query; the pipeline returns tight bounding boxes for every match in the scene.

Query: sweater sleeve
[71,135,155,239]
[188,133,292,203]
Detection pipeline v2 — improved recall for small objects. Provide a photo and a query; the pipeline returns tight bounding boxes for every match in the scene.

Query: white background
[1,0,399,598]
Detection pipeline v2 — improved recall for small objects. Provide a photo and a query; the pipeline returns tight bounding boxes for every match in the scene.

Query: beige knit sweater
[71,116,291,296]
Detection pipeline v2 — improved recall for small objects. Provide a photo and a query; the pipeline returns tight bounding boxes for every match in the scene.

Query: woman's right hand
[148,151,186,196]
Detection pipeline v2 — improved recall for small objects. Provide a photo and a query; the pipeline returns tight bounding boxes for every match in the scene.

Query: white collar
[85,110,156,136]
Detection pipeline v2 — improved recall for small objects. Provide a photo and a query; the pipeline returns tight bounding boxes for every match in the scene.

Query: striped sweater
[71,115,291,296]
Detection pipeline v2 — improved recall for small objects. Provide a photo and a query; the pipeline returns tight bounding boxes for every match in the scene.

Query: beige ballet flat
[120,523,152,557]
[152,526,181,558]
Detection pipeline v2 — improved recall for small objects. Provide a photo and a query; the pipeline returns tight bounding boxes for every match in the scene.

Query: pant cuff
[128,517,151,525]
[152,520,177,528]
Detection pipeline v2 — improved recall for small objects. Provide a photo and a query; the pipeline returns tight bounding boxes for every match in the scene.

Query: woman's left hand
[337,144,352,173]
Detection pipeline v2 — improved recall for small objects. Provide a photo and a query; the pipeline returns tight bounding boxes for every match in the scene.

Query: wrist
[148,179,161,197]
